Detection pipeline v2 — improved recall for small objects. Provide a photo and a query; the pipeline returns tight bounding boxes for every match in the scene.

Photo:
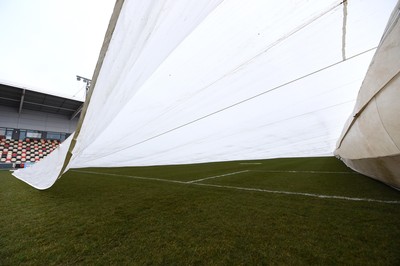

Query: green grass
[1,157,399,265]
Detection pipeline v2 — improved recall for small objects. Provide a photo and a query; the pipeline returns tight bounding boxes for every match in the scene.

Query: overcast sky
[0,0,115,101]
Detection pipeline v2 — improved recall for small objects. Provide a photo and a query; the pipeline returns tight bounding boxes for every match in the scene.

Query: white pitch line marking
[71,170,400,204]
[193,183,400,204]
[251,170,357,174]
[239,163,262,165]
[72,170,188,184]
[186,170,250,183]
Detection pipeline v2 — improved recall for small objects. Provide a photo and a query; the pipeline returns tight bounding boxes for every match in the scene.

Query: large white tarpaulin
[14,0,398,189]
[335,1,400,188]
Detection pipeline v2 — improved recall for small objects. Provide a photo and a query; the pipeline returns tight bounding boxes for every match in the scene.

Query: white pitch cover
[13,0,398,189]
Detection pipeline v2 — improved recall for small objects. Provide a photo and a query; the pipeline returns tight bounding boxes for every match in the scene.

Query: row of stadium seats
[0,138,59,164]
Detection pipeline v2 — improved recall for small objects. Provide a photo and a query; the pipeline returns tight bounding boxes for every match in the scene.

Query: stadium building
[0,81,82,168]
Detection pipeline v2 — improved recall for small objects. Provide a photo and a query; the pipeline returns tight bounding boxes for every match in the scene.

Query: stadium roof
[0,82,84,120]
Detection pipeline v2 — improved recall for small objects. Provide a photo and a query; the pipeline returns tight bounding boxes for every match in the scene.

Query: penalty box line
[71,170,400,205]
[186,170,250,183]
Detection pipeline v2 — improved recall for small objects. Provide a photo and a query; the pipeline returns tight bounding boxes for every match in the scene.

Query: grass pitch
[1,157,399,265]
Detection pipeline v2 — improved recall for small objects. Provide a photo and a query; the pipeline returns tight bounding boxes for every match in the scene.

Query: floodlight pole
[76,75,92,98]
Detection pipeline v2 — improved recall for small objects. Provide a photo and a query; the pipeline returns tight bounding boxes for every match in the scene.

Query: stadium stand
[0,81,82,169]
[0,138,60,165]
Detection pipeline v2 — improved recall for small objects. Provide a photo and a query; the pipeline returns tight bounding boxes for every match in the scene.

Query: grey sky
[0,0,115,100]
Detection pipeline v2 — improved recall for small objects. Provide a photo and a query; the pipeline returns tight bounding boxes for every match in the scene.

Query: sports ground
[1,157,399,264]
